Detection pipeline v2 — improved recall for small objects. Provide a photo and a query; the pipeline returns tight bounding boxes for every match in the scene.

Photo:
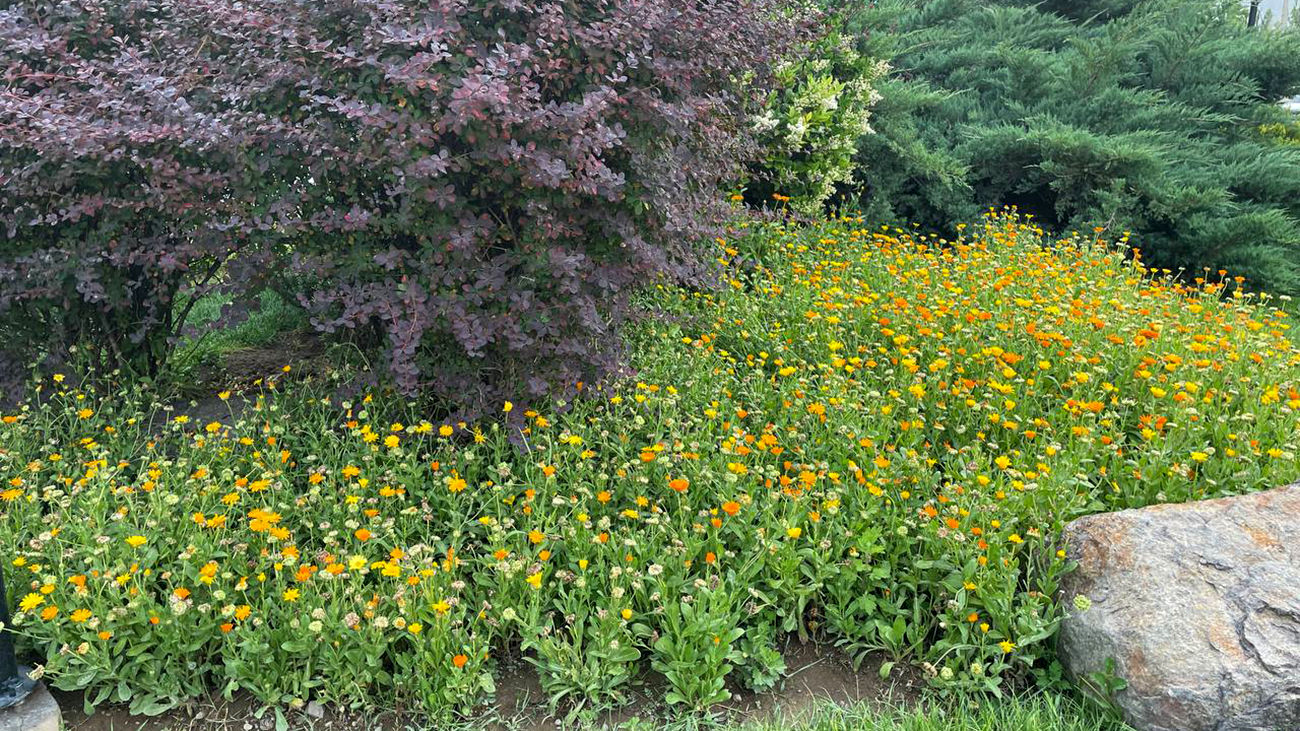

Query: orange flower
[668,477,689,493]
[721,501,740,516]
[452,654,468,669]
[354,528,372,541]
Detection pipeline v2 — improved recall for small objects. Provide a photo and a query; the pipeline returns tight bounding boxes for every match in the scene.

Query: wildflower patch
[1,213,1296,718]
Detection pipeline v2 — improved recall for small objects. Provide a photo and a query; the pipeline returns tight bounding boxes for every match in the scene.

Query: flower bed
[3,213,1297,718]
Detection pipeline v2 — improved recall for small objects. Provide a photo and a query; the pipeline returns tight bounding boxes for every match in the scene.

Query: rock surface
[1058,484,1300,731]
[0,683,60,731]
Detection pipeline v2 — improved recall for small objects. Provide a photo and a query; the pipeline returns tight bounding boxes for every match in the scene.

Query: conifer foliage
[854,0,1300,296]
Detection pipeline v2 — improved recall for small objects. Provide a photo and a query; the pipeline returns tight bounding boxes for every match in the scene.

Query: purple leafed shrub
[0,1,289,383]
[1,0,806,410]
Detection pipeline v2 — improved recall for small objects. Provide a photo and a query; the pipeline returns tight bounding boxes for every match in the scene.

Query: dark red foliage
[1,0,804,409]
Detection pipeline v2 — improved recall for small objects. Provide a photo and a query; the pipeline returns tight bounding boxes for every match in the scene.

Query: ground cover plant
[2,212,1297,721]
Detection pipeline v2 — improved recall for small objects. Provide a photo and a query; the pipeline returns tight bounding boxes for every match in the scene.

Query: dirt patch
[174,332,365,425]
[191,332,328,393]
[50,642,921,731]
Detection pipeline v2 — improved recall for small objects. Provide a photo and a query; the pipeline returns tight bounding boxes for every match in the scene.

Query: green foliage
[742,694,1129,731]
[643,587,747,710]
[746,17,888,214]
[851,0,1300,295]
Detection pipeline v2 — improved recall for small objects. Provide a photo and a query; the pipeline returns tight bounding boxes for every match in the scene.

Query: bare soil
[51,642,922,731]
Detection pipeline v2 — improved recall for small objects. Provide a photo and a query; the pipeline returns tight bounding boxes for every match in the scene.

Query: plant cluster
[0,0,288,383]
[4,212,1297,719]
[849,0,1300,297]
[744,17,888,214]
[0,0,804,410]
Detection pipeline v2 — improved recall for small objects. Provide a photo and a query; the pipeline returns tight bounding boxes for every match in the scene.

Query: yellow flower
[999,640,1016,653]
[439,425,454,437]
[384,435,400,449]
[1008,534,1024,544]
[282,588,300,602]
[786,526,802,539]
[77,408,93,419]
[503,401,513,413]
[125,535,147,548]
[525,572,543,589]
[18,593,43,612]
[432,600,451,615]
[408,623,423,635]
[1190,451,1208,462]
[70,609,92,623]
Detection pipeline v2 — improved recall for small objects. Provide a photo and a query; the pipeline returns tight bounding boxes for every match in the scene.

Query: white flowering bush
[746,30,888,214]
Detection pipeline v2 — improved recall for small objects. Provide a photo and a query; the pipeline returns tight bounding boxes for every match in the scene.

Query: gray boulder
[1058,484,1300,731]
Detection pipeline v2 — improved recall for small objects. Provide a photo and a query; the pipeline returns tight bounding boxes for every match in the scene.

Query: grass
[169,289,308,376]
[741,694,1127,731]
